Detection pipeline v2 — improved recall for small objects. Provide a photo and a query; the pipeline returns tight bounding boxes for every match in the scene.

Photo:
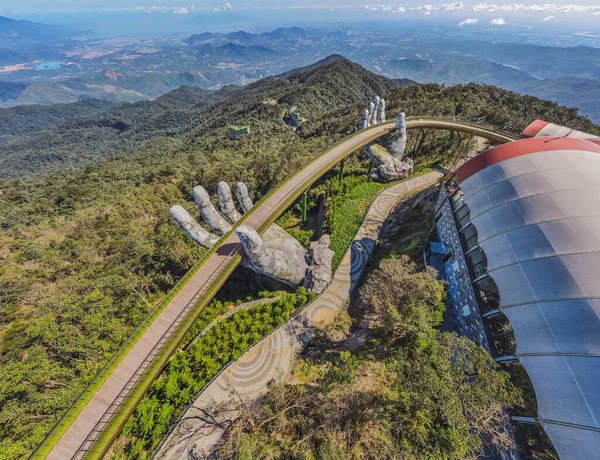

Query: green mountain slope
[0,57,598,459]
[0,98,117,142]
[0,57,398,179]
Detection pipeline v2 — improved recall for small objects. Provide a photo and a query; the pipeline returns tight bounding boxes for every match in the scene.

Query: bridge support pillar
[338,160,345,182]
[301,192,308,222]
[413,128,427,160]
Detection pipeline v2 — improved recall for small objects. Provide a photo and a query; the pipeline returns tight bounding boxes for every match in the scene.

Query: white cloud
[543,15,555,21]
[440,2,464,11]
[473,3,600,15]
[490,17,506,25]
[413,2,463,13]
[424,11,431,15]
[173,7,189,14]
[458,18,478,25]
[365,4,401,12]
[223,2,232,11]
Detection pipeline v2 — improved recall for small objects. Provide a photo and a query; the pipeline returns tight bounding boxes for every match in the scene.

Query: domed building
[434,120,600,460]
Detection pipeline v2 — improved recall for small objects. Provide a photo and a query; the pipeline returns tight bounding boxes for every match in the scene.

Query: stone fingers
[360,95,385,129]
[235,182,254,213]
[377,98,386,123]
[367,101,375,127]
[370,96,380,126]
[170,205,220,248]
[359,109,369,130]
[217,181,242,224]
[236,225,308,287]
[193,186,232,235]
[389,112,407,160]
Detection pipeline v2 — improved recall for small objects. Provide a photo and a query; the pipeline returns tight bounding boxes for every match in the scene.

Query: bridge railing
[30,117,514,459]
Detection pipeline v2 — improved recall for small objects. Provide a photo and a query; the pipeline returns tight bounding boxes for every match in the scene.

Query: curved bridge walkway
[41,119,514,460]
[154,171,442,459]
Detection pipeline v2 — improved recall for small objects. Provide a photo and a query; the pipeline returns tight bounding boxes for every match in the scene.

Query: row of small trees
[116,288,314,458]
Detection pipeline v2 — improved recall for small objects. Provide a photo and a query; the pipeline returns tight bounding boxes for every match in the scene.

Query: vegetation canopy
[214,257,523,460]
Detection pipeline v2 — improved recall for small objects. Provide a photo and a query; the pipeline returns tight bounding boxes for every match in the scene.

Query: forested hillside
[1,57,599,459]
[0,99,116,142]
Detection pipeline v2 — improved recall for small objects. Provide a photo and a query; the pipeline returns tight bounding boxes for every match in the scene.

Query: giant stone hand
[170,182,333,292]
[367,112,414,181]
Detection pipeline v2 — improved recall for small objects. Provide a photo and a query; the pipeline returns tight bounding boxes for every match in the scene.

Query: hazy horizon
[3,1,600,37]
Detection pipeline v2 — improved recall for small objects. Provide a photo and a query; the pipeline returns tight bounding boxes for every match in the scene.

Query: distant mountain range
[0,16,88,67]
[192,42,277,62]
[1,17,599,123]
[382,43,600,122]
[387,54,535,88]
[0,68,238,107]
[0,15,82,38]
[510,76,600,123]
[187,27,310,47]
[436,41,600,81]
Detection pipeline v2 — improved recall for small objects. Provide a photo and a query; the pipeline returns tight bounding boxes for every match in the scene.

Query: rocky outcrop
[304,235,334,294]
[170,181,334,291]
[368,144,414,181]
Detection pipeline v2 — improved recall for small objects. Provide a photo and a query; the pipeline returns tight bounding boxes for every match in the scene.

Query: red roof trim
[456,137,600,183]
[521,119,550,138]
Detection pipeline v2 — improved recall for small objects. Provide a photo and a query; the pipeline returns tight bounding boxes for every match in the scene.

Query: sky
[3,0,600,13]
[3,1,600,35]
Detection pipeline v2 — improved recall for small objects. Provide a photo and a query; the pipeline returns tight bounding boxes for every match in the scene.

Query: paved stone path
[155,171,443,460]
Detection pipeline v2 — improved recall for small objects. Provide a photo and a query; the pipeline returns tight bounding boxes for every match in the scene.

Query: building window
[487,314,517,357]
[467,247,488,278]
[455,205,471,229]
[474,277,500,314]
[451,193,465,211]
[460,224,478,252]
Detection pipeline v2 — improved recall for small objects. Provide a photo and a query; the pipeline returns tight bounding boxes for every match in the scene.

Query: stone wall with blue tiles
[434,186,490,352]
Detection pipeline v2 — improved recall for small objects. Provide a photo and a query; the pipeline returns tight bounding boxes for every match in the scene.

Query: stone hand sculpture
[388,111,407,159]
[359,95,386,129]
[304,235,334,294]
[170,182,333,293]
[367,112,414,181]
